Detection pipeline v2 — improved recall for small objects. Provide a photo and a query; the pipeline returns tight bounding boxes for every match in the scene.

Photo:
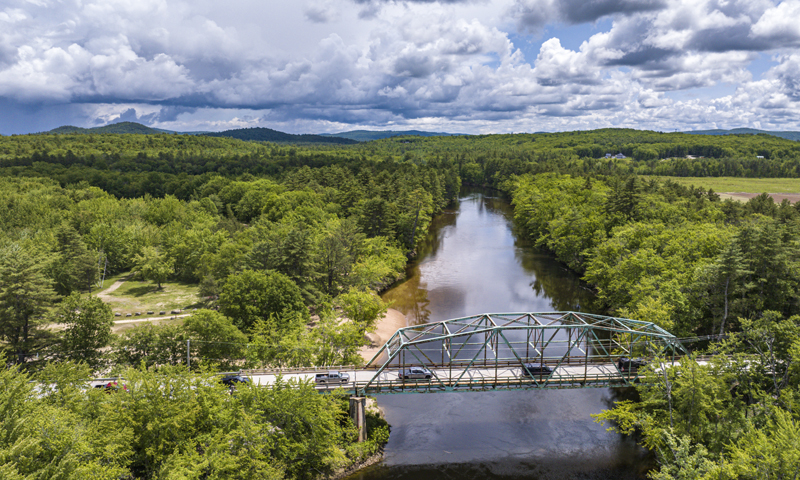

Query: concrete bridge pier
[349,396,366,442]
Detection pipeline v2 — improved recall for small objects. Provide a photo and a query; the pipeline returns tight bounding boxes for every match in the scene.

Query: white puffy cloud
[1,0,800,134]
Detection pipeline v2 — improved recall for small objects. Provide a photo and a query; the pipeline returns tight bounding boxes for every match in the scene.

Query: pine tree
[0,244,56,365]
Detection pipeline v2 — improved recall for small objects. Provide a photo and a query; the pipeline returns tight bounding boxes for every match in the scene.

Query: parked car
[398,367,432,380]
[220,374,250,388]
[314,371,350,384]
[618,357,648,372]
[521,363,553,377]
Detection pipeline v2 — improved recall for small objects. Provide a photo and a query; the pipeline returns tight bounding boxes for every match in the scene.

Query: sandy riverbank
[360,308,408,362]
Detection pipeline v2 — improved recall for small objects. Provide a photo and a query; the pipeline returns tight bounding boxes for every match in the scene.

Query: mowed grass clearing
[653,176,800,193]
[98,275,204,316]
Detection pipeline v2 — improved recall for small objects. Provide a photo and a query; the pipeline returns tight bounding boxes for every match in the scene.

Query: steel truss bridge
[243,312,688,396]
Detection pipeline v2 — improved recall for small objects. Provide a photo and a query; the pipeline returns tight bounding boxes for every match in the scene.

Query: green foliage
[113,324,187,369]
[133,246,175,289]
[0,244,57,365]
[183,309,248,370]
[57,293,114,370]
[219,270,308,335]
[1,361,369,480]
[50,224,100,295]
[311,303,369,366]
[335,288,389,331]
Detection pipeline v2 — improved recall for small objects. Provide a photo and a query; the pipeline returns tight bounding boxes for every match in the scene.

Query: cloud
[304,0,340,23]
[510,0,667,32]
[2,0,800,135]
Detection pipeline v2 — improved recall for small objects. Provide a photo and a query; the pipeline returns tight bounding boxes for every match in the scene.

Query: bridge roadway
[88,357,713,394]
[242,360,658,395]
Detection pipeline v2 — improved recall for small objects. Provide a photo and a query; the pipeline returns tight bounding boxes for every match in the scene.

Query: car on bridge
[220,374,250,389]
[398,367,432,380]
[618,357,648,373]
[521,363,553,377]
[314,371,350,384]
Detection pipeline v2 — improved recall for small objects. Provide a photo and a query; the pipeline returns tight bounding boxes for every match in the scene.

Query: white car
[398,367,432,380]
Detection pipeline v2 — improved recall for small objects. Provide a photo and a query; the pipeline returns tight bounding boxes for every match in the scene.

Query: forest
[1,128,799,479]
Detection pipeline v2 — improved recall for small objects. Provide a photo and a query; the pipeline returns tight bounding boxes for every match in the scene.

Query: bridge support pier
[349,396,367,442]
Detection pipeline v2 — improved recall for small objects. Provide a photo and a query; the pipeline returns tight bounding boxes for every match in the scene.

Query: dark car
[220,374,251,388]
[521,363,553,377]
[617,357,648,372]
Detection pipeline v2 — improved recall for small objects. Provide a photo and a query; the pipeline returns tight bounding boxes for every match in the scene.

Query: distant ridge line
[684,128,800,142]
[202,127,359,144]
[321,130,467,141]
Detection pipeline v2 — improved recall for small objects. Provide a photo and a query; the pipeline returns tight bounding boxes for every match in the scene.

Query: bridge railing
[311,370,653,395]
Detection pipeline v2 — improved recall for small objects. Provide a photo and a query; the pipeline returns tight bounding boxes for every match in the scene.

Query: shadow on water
[361,189,652,480]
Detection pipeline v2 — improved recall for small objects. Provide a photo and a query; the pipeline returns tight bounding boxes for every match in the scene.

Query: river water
[348,189,650,480]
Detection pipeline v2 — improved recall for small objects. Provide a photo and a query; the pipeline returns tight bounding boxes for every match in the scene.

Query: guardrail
[311,371,650,395]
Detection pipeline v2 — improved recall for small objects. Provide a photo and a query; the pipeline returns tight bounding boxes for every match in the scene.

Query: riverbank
[360,308,408,362]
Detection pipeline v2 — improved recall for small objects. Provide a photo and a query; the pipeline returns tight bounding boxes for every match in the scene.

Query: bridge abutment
[349,396,366,442]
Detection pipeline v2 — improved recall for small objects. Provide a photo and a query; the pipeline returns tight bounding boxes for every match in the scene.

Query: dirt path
[719,192,800,204]
[114,313,192,325]
[97,275,132,301]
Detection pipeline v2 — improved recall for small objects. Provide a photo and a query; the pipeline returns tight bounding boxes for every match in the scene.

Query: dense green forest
[1,128,799,479]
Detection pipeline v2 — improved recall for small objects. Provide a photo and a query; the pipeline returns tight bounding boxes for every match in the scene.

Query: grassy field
[97,274,204,316]
[653,176,800,193]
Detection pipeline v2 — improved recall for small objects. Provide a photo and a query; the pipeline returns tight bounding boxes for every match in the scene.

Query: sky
[2,0,800,135]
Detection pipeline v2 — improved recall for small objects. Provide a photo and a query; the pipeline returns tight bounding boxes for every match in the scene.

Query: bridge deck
[245,362,650,394]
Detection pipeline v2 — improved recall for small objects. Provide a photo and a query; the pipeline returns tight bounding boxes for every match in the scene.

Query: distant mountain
[684,128,800,142]
[321,130,466,142]
[203,127,359,144]
[45,122,176,135]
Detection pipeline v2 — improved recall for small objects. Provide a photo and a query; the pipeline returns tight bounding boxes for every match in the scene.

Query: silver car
[398,367,432,380]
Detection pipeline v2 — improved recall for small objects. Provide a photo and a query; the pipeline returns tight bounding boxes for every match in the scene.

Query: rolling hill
[684,128,800,142]
[45,122,177,135]
[202,127,359,144]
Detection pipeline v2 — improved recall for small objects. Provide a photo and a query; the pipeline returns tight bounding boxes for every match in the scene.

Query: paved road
[89,359,707,392]
[246,362,648,393]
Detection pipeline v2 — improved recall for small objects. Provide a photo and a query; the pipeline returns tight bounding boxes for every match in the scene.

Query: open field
[653,176,800,203]
[96,273,205,317]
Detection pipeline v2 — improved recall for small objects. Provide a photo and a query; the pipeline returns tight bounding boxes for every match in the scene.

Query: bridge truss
[358,311,686,395]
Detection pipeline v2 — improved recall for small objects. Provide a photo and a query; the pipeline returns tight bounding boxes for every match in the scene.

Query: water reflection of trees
[521,252,600,312]
[413,210,457,260]
[381,268,433,325]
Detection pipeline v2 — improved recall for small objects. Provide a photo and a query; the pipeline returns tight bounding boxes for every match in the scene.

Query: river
[347,189,651,480]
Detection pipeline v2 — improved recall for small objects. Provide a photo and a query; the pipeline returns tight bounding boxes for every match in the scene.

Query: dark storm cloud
[512,0,667,32]
[605,47,677,67]
[689,24,773,52]
[557,0,666,24]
